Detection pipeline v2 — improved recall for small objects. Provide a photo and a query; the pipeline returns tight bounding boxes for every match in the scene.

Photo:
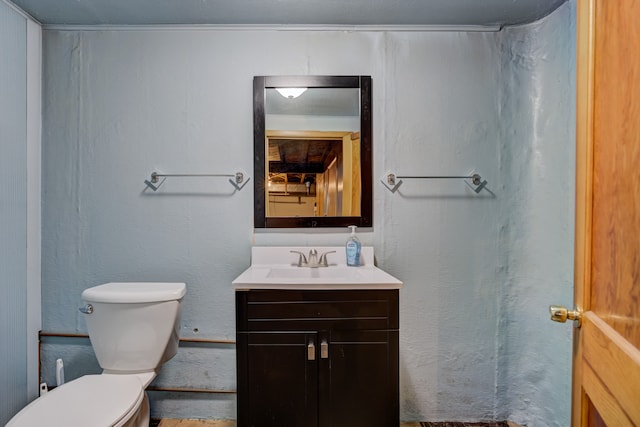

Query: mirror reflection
[254,76,372,228]
[266,88,361,218]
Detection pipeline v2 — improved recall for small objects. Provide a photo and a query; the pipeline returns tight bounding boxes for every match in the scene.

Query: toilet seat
[7,374,144,427]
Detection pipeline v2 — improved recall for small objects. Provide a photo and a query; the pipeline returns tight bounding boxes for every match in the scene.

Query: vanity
[238,75,400,425]
[233,247,402,427]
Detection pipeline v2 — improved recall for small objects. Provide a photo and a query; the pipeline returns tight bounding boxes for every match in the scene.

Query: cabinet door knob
[321,340,329,359]
[308,341,316,361]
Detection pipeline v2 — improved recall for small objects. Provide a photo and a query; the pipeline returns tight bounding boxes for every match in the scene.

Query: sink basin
[232,247,403,290]
[266,267,362,280]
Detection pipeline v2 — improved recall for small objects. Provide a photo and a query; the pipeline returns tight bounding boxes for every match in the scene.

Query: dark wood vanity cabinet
[236,289,399,427]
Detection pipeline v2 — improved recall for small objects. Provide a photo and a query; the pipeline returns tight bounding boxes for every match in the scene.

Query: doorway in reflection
[266,130,361,218]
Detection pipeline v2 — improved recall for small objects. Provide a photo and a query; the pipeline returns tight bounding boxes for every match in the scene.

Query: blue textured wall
[39,3,574,424]
[495,3,576,425]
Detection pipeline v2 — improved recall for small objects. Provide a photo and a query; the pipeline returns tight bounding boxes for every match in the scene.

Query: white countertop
[232,246,403,290]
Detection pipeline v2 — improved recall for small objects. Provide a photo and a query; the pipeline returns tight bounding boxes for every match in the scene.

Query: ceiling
[267,88,360,117]
[10,0,567,27]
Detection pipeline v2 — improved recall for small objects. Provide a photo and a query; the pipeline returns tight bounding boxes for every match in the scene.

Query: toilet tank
[81,282,186,373]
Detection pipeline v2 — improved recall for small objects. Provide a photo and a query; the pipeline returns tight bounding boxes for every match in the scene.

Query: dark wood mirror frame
[254,75,372,228]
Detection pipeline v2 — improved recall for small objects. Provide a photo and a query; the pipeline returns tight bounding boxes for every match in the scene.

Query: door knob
[549,305,582,327]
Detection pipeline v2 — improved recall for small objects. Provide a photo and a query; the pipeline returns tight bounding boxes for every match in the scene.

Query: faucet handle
[319,251,336,267]
[290,250,308,267]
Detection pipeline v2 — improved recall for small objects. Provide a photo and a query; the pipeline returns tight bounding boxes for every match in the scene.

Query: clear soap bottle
[345,225,361,266]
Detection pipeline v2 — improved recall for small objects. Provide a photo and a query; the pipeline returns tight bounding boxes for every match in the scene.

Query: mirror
[254,76,372,228]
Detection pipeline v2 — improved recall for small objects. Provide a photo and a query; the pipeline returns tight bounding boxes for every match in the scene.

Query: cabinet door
[319,330,399,427]
[239,331,318,427]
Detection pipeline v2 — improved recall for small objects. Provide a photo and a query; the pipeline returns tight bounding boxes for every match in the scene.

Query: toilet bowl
[7,282,186,427]
[7,375,147,426]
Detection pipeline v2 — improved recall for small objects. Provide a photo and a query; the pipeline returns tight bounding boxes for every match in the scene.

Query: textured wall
[495,3,576,426]
[40,3,574,424]
[377,30,502,421]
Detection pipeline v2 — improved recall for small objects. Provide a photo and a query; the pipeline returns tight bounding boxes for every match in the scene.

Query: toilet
[7,282,187,427]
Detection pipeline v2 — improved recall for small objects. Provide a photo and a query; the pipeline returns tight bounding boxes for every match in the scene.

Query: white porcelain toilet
[7,282,187,427]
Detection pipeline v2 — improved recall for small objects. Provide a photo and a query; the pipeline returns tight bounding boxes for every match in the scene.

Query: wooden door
[573,0,640,425]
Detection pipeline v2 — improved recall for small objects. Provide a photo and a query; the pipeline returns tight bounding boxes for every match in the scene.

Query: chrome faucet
[308,249,319,267]
[290,249,337,267]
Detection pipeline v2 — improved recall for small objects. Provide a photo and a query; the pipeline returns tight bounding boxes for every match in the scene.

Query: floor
[152,420,517,427]
[420,424,512,427]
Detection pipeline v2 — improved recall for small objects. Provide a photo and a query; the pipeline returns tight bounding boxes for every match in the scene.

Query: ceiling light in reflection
[275,88,307,99]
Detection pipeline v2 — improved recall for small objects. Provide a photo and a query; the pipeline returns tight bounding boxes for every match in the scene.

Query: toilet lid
[7,375,144,427]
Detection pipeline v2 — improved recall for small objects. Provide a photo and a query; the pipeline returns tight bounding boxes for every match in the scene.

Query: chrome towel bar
[382,171,487,193]
[144,171,250,191]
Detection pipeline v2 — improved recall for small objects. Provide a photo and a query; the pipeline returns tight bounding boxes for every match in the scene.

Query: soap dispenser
[345,225,362,266]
